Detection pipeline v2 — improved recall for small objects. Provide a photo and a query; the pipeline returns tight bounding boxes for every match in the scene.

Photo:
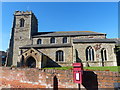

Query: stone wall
[74,43,117,67]
[33,37,71,45]
[32,35,105,45]
[1,67,120,89]
[38,47,73,67]
[18,47,73,68]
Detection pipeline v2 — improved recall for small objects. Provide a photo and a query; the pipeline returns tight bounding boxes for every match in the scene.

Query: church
[7,11,119,68]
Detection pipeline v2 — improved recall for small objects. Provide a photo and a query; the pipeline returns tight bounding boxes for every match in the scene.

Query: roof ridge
[32,31,106,37]
[54,31,98,33]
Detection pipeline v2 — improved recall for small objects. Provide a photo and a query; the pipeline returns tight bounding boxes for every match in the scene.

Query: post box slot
[76,73,80,81]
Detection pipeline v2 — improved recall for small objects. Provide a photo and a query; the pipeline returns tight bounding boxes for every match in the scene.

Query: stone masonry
[7,11,118,68]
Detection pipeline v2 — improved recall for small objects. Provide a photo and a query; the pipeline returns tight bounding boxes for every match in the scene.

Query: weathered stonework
[38,47,73,67]
[7,11,118,68]
[7,11,38,66]
[74,43,117,67]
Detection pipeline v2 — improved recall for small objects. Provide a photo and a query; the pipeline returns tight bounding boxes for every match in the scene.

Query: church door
[26,57,36,68]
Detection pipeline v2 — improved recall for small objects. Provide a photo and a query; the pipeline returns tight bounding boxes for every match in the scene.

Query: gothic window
[20,18,25,27]
[56,50,64,62]
[50,37,55,44]
[63,37,67,43]
[101,48,107,61]
[37,39,42,44]
[86,46,94,61]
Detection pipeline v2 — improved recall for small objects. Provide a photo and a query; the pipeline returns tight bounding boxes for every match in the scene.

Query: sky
[1,2,118,51]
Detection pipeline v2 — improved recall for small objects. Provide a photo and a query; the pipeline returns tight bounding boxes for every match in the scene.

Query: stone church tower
[7,11,38,66]
[7,11,119,68]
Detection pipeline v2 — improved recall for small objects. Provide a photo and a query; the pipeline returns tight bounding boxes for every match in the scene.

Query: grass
[84,66,120,72]
[43,66,120,72]
[43,66,73,70]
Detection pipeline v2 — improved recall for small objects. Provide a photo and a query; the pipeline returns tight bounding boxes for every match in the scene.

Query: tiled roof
[19,43,72,49]
[32,31,106,37]
[73,39,116,43]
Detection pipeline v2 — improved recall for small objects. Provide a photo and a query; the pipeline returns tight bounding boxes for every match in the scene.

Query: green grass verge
[43,66,73,70]
[84,66,120,72]
[43,66,120,72]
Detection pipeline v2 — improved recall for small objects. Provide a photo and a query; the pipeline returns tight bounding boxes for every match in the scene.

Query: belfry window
[37,39,42,44]
[20,18,25,27]
[86,46,94,61]
[63,37,67,43]
[101,48,107,61]
[56,50,64,62]
[50,37,55,44]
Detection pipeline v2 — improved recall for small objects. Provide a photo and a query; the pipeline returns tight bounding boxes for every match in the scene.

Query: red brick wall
[0,67,120,89]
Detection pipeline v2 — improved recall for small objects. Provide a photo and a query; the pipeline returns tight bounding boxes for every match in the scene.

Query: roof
[73,39,116,43]
[19,43,72,49]
[32,31,106,37]
[108,38,120,45]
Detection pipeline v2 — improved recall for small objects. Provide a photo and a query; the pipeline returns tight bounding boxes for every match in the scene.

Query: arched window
[63,37,67,43]
[20,18,25,27]
[86,46,94,61]
[56,50,64,61]
[101,48,107,61]
[37,39,42,44]
[50,37,55,44]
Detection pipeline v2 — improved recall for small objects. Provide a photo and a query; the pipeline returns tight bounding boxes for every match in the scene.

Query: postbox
[73,63,83,84]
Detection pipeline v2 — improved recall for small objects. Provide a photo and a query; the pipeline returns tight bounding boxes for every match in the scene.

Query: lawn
[43,66,120,72]
[84,66,120,72]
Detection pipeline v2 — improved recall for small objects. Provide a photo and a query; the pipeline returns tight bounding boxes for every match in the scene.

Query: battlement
[14,11,32,15]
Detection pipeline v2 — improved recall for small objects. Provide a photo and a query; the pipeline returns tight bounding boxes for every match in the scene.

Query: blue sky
[1,2,118,51]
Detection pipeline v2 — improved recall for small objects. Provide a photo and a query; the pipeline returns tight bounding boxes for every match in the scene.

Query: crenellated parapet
[14,11,32,16]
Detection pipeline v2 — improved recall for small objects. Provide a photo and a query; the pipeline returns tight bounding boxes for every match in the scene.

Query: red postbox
[73,63,83,84]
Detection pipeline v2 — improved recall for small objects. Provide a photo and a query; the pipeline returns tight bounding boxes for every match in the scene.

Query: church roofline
[19,43,72,49]
[73,39,116,43]
[32,31,106,37]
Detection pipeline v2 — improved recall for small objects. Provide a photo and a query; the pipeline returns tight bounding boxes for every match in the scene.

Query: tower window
[50,37,55,44]
[20,18,25,27]
[63,37,67,43]
[37,39,42,44]
[86,46,94,61]
[56,50,64,62]
[101,48,107,61]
